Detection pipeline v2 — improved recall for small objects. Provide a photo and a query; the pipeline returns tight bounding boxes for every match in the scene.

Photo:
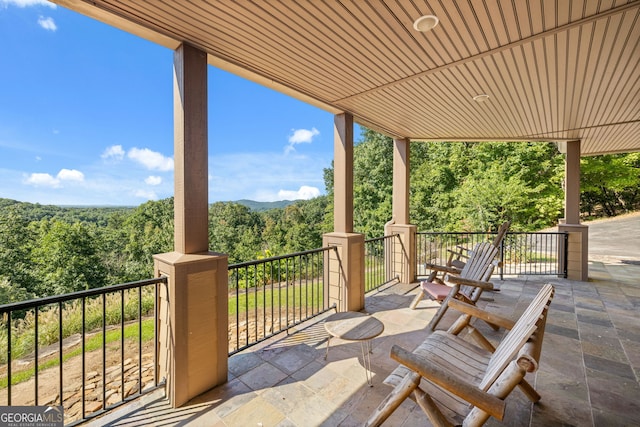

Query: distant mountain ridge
[233,199,299,211]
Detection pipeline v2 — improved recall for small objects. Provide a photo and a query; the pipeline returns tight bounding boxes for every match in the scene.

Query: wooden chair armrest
[447,299,516,330]
[447,246,470,259]
[444,274,494,290]
[424,263,461,275]
[390,345,506,421]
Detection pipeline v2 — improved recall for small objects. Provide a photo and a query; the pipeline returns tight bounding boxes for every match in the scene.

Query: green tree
[209,202,264,263]
[122,198,174,278]
[0,208,40,300]
[581,154,640,217]
[31,219,107,295]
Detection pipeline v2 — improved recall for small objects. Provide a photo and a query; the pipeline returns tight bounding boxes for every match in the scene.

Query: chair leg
[365,372,421,427]
[410,289,425,310]
[427,286,459,330]
[413,387,455,427]
[517,378,541,402]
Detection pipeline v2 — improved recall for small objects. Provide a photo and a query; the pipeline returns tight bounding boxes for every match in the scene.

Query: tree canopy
[1,129,638,303]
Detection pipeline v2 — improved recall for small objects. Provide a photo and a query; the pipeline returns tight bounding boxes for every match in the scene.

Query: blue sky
[0,0,351,206]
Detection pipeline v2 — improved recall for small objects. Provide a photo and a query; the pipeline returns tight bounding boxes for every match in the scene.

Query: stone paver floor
[92,257,640,426]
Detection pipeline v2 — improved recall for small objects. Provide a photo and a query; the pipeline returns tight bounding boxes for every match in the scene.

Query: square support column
[564,140,581,225]
[323,233,365,312]
[385,224,417,284]
[155,43,229,408]
[558,224,589,281]
[392,138,410,224]
[174,43,209,254]
[558,140,588,281]
[154,252,228,407]
[333,113,354,233]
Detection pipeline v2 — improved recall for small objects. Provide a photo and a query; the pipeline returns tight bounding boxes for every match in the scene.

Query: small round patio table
[323,311,384,386]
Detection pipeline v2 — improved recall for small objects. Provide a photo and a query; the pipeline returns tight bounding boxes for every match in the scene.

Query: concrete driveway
[587,212,640,263]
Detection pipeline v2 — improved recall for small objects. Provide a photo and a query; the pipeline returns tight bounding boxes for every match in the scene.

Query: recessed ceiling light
[473,94,490,102]
[413,15,439,32]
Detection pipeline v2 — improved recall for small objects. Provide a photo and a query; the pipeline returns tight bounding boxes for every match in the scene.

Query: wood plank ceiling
[56,0,640,156]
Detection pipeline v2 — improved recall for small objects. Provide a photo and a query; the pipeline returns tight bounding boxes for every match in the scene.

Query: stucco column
[564,140,581,225]
[155,43,228,407]
[333,113,354,234]
[558,140,588,281]
[323,113,364,311]
[387,138,416,283]
[392,138,410,224]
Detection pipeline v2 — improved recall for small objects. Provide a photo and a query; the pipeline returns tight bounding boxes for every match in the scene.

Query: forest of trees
[1,128,638,303]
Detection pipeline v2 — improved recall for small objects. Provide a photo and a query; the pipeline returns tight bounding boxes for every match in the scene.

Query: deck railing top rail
[0,277,167,313]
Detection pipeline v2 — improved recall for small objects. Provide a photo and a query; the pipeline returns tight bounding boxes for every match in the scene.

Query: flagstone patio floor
[90,257,640,427]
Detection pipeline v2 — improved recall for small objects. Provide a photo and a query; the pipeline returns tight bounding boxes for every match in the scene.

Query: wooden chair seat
[367,284,554,427]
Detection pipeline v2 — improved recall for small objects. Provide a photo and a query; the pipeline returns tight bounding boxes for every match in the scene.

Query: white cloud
[35,156,41,161]
[285,127,319,154]
[37,16,56,31]
[278,186,321,201]
[128,147,174,171]
[57,168,84,182]
[24,168,84,188]
[134,189,158,200]
[209,152,328,202]
[145,175,162,185]
[24,172,59,188]
[0,0,56,8]
[101,145,125,161]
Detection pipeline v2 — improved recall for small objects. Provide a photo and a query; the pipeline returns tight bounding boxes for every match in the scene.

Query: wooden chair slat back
[479,284,554,390]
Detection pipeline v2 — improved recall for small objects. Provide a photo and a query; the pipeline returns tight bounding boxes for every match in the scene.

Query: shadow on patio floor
[91,254,640,426]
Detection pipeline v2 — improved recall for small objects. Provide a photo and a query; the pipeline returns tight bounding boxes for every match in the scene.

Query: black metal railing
[228,247,336,355]
[0,277,165,426]
[416,231,568,278]
[364,234,400,292]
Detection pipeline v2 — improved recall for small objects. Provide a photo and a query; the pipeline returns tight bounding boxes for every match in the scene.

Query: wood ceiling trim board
[504,46,542,137]
[336,1,640,106]
[609,71,640,124]
[515,0,535,38]
[565,25,589,131]
[555,0,572,26]
[596,11,640,122]
[537,36,556,137]
[314,1,409,83]
[584,0,603,17]
[426,0,472,60]
[359,80,454,135]
[218,2,370,96]
[555,31,569,135]
[542,34,560,134]
[487,52,534,135]
[456,60,512,136]
[542,0,558,29]
[477,56,524,136]
[598,10,640,125]
[481,0,511,46]
[570,0,587,21]
[232,1,382,92]
[474,0,502,49]
[424,69,483,134]
[451,1,488,53]
[496,0,520,43]
[263,1,397,89]
[165,1,349,99]
[382,0,447,68]
[342,1,429,74]
[582,13,626,128]
[461,60,508,134]
[573,19,609,129]
[529,0,545,34]
[526,38,552,137]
